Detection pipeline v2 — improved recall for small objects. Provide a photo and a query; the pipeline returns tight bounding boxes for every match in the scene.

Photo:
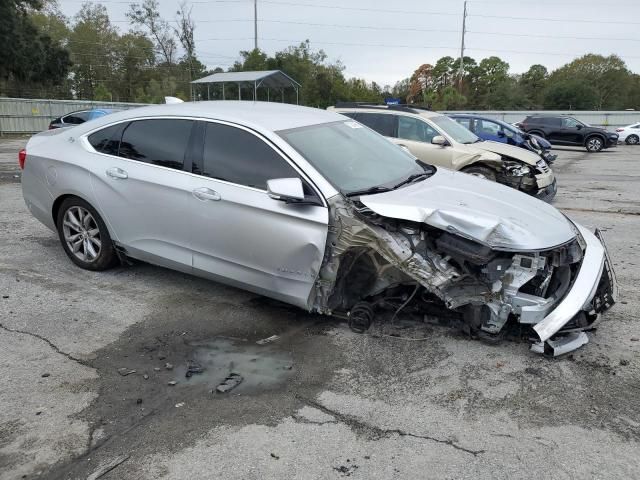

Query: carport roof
[191,70,301,88]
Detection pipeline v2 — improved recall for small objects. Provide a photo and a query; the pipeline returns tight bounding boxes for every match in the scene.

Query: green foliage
[228,42,384,107]
[0,0,71,97]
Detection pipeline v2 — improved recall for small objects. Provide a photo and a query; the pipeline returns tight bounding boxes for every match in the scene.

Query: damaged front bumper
[529,227,617,354]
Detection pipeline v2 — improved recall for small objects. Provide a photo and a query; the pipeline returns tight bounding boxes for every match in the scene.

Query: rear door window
[199,122,300,190]
[88,123,125,156]
[356,112,397,137]
[118,119,194,170]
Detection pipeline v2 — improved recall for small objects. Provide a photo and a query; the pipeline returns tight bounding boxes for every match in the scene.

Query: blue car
[450,114,557,164]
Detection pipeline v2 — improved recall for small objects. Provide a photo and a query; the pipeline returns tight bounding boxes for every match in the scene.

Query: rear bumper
[532,225,617,343]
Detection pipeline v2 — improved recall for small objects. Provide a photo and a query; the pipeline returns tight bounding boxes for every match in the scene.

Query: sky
[57,0,640,87]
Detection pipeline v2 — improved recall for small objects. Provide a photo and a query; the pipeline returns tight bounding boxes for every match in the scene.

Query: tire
[462,165,497,182]
[626,134,639,145]
[585,136,604,153]
[56,197,118,271]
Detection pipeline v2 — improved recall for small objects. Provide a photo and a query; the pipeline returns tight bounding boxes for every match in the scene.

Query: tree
[128,0,177,65]
[69,4,118,100]
[519,64,548,108]
[0,0,71,97]
[543,80,599,110]
[174,2,196,80]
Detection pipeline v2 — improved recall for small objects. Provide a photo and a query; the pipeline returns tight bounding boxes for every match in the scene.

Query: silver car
[20,101,616,355]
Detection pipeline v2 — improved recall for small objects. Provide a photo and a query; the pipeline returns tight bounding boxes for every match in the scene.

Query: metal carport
[191,70,301,104]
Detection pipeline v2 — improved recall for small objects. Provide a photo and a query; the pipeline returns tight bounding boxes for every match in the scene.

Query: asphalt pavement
[1,137,639,479]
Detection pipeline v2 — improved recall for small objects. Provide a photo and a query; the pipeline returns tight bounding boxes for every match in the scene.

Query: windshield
[430,115,479,144]
[278,121,429,194]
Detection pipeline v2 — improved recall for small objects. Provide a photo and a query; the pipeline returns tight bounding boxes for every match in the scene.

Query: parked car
[615,123,640,145]
[516,115,618,152]
[48,108,120,130]
[19,101,616,355]
[330,104,556,202]
[449,114,557,164]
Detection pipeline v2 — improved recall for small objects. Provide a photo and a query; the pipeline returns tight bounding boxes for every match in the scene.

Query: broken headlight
[503,161,531,177]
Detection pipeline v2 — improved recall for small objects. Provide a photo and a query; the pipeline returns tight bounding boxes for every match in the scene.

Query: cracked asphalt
[1,136,639,479]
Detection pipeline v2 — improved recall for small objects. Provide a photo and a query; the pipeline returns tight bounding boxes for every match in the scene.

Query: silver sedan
[20,101,616,355]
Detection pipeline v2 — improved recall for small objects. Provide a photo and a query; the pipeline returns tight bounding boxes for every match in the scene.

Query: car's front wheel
[56,197,118,271]
[585,136,604,152]
[626,134,639,145]
[462,165,497,181]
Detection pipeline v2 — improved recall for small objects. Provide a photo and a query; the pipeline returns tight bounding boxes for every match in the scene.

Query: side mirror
[576,124,583,130]
[497,131,506,137]
[431,135,447,146]
[267,178,305,203]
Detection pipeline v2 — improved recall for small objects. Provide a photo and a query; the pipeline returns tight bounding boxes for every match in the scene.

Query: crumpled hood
[472,140,542,166]
[360,168,575,251]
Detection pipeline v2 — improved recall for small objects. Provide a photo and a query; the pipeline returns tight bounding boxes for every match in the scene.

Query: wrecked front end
[310,189,616,356]
[498,158,557,203]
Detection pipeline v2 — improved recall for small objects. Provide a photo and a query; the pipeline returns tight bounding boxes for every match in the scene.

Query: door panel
[394,115,453,167]
[87,118,196,269]
[189,121,328,308]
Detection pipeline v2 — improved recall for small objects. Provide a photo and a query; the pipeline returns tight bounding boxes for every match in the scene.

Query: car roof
[75,101,344,134]
[331,104,442,119]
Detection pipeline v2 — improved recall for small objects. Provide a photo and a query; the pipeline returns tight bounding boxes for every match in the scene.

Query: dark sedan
[49,108,120,130]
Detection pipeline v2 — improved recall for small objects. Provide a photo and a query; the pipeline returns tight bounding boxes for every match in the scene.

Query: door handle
[106,167,128,179]
[192,187,221,201]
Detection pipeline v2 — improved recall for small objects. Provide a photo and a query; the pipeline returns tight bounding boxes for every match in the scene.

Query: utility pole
[458,0,467,88]
[254,0,258,50]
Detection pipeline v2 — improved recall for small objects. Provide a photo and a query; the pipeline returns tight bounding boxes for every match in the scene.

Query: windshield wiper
[345,185,392,197]
[392,172,430,190]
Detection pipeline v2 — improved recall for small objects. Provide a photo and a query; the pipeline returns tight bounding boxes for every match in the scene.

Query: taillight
[48,124,55,130]
[18,149,26,170]
[616,128,624,132]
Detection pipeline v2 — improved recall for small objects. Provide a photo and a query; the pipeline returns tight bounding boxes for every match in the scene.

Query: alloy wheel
[587,138,603,152]
[62,206,102,262]
[627,135,639,145]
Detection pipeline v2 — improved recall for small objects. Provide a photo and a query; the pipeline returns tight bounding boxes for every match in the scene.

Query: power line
[468,30,640,43]
[469,13,640,26]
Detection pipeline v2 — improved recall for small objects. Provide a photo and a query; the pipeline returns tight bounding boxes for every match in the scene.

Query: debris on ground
[175,402,185,408]
[334,464,359,476]
[185,360,204,378]
[256,335,279,345]
[117,368,136,376]
[136,398,142,405]
[168,380,177,386]
[620,359,630,366]
[631,338,639,342]
[143,374,149,380]
[270,453,279,460]
[86,454,130,480]
[153,367,161,371]
[41,373,50,378]
[164,362,174,370]
[215,373,243,393]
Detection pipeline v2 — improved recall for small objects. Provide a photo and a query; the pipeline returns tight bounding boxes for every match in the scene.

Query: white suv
[330,104,556,202]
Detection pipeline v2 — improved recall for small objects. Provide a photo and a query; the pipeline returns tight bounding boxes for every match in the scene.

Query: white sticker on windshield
[345,121,363,129]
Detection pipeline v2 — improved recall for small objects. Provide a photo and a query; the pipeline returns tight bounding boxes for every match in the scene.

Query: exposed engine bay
[310,195,616,355]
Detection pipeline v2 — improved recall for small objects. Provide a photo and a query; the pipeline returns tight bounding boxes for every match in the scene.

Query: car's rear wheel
[585,136,604,152]
[56,197,118,271]
[626,134,639,145]
[462,165,497,181]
